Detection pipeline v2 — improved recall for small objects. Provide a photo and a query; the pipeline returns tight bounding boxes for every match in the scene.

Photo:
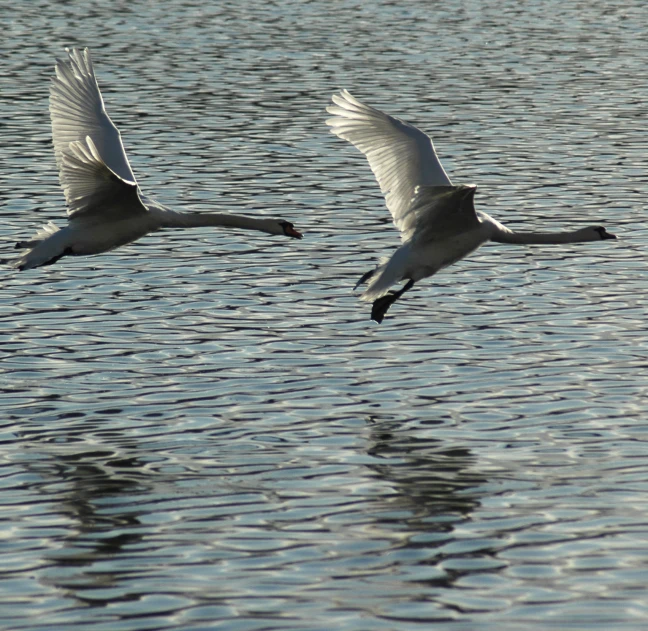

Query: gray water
[1,1,648,629]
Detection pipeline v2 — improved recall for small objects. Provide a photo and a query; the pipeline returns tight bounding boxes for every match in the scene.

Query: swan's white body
[13,48,301,271]
[326,90,616,322]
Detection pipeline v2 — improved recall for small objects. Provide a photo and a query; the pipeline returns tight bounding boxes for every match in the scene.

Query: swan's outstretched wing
[60,136,145,220]
[50,48,138,215]
[408,184,480,243]
[326,90,452,239]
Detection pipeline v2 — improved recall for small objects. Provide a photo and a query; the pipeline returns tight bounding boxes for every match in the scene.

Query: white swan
[326,90,616,323]
[12,48,302,271]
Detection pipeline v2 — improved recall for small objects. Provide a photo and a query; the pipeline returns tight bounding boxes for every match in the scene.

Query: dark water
[1,1,648,629]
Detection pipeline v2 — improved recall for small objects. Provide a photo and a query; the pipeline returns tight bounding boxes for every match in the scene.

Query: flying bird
[326,90,616,323]
[12,48,302,271]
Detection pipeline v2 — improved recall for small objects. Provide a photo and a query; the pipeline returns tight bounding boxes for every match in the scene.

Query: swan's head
[279,220,303,239]
[593,226,616,240]
[569,226,616,241]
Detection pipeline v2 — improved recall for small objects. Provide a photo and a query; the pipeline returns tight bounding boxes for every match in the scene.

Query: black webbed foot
[371,292,398,324]
[354,269,375,291]
[369,280,414,324]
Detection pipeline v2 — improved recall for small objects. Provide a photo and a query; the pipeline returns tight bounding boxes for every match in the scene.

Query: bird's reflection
[366,416,482,526]
[26,441,149,602]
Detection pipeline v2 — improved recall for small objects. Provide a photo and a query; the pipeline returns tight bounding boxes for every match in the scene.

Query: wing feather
[408,185,480,243]
[50,47,137,209]
[326,90,452,240]
[60,136,145,220]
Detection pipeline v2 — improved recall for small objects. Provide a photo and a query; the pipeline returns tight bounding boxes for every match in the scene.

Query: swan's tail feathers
[12,223,70,270]
[360,248,410,302]
[360,263,401,301]
[14,222,60,250]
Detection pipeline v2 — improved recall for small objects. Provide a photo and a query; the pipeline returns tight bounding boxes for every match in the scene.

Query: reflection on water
[367,418,481,521]
[46,458,145,600]
[1,0,648,629]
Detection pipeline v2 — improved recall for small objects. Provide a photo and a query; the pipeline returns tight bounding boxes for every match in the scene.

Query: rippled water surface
[2,1,648,629]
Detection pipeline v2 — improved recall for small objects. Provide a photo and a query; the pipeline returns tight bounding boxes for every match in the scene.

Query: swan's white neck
[153,206,283,236]
[491,227,603,245]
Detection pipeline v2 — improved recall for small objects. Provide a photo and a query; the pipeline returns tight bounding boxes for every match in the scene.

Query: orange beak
[286,225,303,239]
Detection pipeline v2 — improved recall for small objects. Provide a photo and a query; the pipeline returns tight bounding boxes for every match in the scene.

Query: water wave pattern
[1,0,648,629]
